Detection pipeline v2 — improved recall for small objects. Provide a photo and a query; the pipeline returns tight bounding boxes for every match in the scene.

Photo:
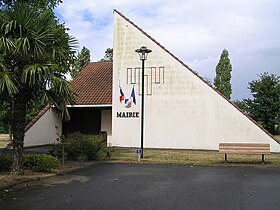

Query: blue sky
[55,0,280,100]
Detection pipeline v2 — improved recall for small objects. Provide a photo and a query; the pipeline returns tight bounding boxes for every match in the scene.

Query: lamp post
[135,46,152,159]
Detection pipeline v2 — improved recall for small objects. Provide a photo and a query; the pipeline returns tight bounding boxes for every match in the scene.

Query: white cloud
[55,0,280,99]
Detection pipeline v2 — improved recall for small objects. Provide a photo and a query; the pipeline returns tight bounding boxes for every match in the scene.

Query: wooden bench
[219,143,270,163]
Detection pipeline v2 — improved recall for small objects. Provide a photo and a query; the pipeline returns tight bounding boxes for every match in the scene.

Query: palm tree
[0,2,78,173]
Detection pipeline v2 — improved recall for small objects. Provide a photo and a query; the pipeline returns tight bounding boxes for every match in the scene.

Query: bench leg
[262,154,265,164]
[225,154,227,163]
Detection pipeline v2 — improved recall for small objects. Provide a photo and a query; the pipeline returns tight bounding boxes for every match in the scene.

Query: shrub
[0,154,60,172]
[0,154,13,171]
[51,132,111,161]
[23,154,60,171]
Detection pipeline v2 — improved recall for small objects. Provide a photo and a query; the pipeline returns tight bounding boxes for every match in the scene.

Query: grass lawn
[111,148,280,167]
[274,135,280,143]
[1,146,280,189]
[0,134,9,148]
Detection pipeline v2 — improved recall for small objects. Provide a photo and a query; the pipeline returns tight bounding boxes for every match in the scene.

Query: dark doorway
[62,108,101,135]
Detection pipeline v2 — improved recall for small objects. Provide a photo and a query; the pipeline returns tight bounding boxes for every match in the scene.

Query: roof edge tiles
[113,9,278,143]
[67,104,112,108]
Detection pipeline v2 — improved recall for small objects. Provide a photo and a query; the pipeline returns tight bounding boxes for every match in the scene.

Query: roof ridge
[90,61,113,63]
[113,9,278,143]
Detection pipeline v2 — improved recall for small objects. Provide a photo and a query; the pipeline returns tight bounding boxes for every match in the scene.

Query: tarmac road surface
[1,162,280,210]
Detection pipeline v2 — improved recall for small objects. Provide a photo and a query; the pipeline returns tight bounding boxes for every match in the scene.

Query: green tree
[99,48,113,62]
[0,93,11,133]
[275,124,280,134]
[0,0,62,8]
[245,73,280,134]
[70,46,90,79]
[214,49,232,99]
[233,99,249,114]
[0,1,77,173]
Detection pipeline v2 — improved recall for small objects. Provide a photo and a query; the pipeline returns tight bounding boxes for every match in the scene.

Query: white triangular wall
[112,11,280,152]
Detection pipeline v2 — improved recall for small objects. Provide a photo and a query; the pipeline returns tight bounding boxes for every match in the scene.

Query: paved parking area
[1,163,280,210]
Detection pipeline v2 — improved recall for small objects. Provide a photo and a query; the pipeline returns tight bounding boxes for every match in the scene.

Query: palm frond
[68,35,79,51]
[14,37,31,54]
[0,64,18,95]
[0,37,16,53]
[4,20,17,35]
[22,64,57,85]
[43,75,76,121]
[0,1,78,120]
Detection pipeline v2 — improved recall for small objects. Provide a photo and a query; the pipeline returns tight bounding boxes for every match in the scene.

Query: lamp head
[135,46,152,60]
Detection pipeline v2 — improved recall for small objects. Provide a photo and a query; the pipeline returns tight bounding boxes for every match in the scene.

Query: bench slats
[219,143,270,147]
[220,146,270,150]
[219,143,270,154]
[219,150,270,155]
[219,143,271,163]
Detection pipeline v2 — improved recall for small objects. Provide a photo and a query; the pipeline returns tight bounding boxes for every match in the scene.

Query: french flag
[131,86,136,105]
[119,86,125,103]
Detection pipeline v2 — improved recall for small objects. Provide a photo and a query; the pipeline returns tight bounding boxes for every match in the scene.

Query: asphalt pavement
[1,162,280,210]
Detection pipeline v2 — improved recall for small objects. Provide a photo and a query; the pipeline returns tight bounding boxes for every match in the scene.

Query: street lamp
[135,46,152,159]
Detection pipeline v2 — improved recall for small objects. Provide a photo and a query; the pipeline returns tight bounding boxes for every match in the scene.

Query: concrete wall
[25,108,113,147]
[101,109,113,146]
[112,11,280,152]
[24,108,61,147]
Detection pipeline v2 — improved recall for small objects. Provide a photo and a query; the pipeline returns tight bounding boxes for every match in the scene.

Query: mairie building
[23,10,280,153]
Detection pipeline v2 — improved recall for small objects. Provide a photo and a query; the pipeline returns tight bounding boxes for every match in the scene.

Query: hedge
[0,154,60,172]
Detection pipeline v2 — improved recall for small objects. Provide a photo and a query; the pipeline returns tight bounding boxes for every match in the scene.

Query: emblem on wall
[119,86,136,108]
[126,66,165,95]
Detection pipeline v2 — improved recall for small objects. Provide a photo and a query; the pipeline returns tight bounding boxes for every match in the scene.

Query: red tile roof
[71,62,112,105]
[24,62,112,133]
